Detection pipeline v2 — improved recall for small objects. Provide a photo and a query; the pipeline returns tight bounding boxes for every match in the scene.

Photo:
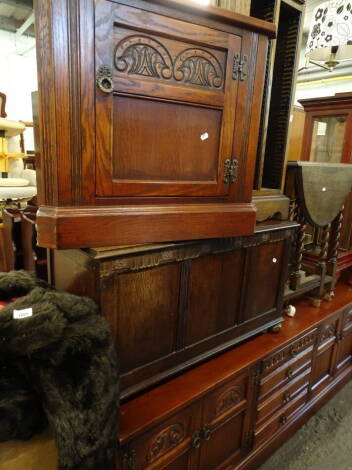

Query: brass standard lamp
[302,0,352,71]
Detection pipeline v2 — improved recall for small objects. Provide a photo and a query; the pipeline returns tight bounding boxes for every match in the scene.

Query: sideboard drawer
[261,329,317,377]
[259,349,312,400]
[256,368,310,425]
[255,388,308,447]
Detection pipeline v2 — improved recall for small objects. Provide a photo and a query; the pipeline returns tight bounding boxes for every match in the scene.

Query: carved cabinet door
[311,315,340,396]
[335,307,352,375]
[95,0,256,200]
[197,372,251,470]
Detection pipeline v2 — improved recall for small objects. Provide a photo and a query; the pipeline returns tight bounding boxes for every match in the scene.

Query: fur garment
[0,271,118,470]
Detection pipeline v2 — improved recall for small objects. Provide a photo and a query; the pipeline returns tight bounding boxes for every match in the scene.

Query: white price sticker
[13,308,33,319]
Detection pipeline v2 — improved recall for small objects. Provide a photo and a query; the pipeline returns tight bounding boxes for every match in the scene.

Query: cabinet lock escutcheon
[224,158,238,185]
[96,64,114,93]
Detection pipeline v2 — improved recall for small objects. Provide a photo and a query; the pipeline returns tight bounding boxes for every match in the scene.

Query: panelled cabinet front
[96,1,249,199]
[118,371,252,470]
[35,0,275,248]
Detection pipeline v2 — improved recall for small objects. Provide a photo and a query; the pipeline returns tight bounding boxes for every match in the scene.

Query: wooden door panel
[242,241,285,321]
[336,309,352,373]
[311,317,339,395]
[113,96,222,188]
[185,251,244,346]
[116,264,181,374]
[95,1,244,199]
[120,402,201,470]
[198,411,245,470]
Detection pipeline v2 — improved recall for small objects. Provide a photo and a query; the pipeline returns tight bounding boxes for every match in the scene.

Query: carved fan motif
[174,49,223,88]
[115,36,224,89]
[115,36,173,79]
[146,423,185,464]
[215,385,242,417]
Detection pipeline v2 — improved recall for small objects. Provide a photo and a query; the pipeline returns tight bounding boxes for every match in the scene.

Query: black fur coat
[0,271,118,470]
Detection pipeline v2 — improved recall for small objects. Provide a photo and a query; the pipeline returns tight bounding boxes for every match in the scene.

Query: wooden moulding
[37,203,257,249]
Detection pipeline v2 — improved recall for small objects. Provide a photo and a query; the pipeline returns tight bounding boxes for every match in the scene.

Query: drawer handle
[192,431,202,449]
[202,425,212,441]
[280,415,287,425]
[96,64,114,94]
[289,346,298,357]
[286,368,294,380]
[283,391,291,404]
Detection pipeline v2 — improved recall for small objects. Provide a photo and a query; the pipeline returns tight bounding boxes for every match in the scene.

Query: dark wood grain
[52,222,296,399]
[118,283,352,470]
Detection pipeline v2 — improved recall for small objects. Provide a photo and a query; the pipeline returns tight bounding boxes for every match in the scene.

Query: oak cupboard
[34,0,276,249]
[118,286,352,470]
[51,222,297,400]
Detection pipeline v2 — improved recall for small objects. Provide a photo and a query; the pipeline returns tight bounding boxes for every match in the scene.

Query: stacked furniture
[34,1,352,469]
[35,0,275,248]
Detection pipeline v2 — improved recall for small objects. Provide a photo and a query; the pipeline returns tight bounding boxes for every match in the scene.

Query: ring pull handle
[96,65,114,94]
[286,368,294,380]
[202,425,212,441]
[283,391,291,404]
[192,431,201,449]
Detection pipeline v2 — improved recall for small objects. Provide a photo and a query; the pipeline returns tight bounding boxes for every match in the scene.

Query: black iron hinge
[233,53,248,82]
[224,158,238,185]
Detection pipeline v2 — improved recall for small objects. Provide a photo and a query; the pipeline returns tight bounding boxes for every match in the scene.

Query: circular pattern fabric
[306,0,352,62]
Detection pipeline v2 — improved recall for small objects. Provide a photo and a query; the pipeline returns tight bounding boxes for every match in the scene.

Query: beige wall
[211,0,251,15]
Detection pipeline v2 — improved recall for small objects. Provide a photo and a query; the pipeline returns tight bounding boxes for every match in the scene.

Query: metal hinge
[224,158,238,185]
[233,53,248,81]
[123,448,136,470]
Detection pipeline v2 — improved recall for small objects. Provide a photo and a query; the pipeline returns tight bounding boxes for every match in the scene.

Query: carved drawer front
[256,368,310,426]
[255,388,308,448]
[259,349,312,400]
[119,402,201,470]
[261,329,317,378]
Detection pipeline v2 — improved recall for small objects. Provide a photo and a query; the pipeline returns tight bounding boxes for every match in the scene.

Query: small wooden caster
[311,298,321,308]
[269,323,282,334]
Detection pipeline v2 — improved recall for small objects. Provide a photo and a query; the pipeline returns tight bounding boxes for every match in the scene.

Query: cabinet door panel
[336,308,352,373]
[242,241,285,321]
[199,411,246,470]
[185,251,244,346]
[116,264,181,374]
[120,402,201,470]
[95,1,244,198]
[311,317,339,395]
[199,373,249,470]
